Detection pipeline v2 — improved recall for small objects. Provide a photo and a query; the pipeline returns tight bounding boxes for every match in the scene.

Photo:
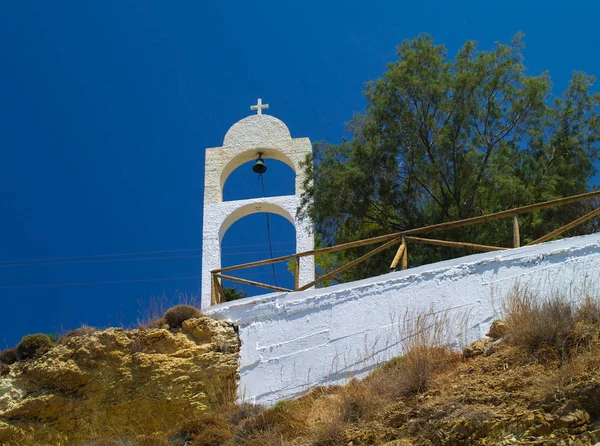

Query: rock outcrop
[0,317,239,444]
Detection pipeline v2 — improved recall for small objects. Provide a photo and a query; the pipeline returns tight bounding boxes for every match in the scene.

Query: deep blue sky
[1,0,599,347]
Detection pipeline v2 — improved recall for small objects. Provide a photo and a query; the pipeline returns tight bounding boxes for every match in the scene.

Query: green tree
[222,286,248,302]
[300,34,600,283]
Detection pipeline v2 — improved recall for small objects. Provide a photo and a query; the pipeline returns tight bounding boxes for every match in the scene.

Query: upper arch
[219,202,295,242]
[220,149,297,197]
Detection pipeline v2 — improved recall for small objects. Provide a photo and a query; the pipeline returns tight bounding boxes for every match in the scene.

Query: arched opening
[220,212,296,296]
[223,158,295,201]
[221,149,297,202]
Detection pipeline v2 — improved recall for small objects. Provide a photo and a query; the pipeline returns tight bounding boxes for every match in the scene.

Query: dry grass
[576,294,600,325]
[168,412,232,446]
[308,383,381,446]
[233,399,309,444]
[367,308,460,398]
[503,286,600,360]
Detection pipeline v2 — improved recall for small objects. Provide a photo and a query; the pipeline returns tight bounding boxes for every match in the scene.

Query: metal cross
[250,98,269,115]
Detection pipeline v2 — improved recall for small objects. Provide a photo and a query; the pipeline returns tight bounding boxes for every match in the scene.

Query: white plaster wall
[204,114,312,203]
[207,233,600,406]
[201,196,315,310]
[201,113,315,310]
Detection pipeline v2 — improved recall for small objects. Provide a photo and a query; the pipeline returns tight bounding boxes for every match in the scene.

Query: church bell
[252,154,267,175]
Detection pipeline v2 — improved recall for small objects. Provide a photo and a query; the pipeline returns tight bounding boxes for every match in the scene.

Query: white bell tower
[201,100,315,309]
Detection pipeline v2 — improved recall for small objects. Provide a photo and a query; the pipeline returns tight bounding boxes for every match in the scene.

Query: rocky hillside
[0,311,239,445]
[3,294,600,445]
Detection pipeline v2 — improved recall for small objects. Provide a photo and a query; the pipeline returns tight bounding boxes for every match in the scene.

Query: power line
[0,254,201,268]
[0,269,290,290]
[0,249,296,268]
[0,242,295,267]
[0,248,202,266]
[0,275,202,290]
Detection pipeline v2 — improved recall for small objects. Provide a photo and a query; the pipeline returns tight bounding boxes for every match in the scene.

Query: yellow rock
[0,316,239,444]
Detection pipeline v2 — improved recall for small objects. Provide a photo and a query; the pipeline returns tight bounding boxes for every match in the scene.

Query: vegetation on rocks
[163,304,203,328]
[15,333,55,361]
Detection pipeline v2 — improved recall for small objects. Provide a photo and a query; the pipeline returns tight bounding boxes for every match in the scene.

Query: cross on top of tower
[250,98,269,115]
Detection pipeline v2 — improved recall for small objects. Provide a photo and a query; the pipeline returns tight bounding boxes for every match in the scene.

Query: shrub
[169,412,231,446]
[234,402,308,444]
[576,295,600,325]
[0,347,17,364]
[227,402,264,426]
[223,286,248,302]
[369,308,460,397]
[503,289,576,357]
[392,346,459,396]
[16,334,55,361]
[0,363,9,377]
[163,305,202,329]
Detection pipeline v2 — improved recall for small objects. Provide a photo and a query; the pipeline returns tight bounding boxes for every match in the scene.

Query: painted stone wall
[207,233,600,407]
[201,114,314,310]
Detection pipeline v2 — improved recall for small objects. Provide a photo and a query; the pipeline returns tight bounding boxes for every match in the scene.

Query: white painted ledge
[207,233,600,406]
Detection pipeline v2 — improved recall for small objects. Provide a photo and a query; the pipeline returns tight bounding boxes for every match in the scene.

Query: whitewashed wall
[201,114,314,310]
[206,233,600,407]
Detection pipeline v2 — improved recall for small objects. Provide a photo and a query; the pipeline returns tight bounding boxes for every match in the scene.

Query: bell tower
[201,100,315,309]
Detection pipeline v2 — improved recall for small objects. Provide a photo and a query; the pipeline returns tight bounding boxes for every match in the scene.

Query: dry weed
[234,400,309,444]
[168,412,231,446]
[503,287,576,358]
[576,294,600,325]
[367,308,460,398]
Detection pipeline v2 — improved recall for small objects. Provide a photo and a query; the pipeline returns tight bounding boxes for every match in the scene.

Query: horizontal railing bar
[214,273,293,293]
[212,232,400,274]
[297,236,402,291]
[526,207,600,246]
[402,190,600,237]
[404,236,506,252]
[212,190,600,275]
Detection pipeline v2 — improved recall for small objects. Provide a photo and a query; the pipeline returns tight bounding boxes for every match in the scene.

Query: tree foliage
[222,286,248,302]
[300,34,600,282]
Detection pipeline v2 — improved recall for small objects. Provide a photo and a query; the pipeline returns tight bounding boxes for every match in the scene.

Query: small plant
[503,287,576,357]
[163,304,203,329]
[0,347,18,364]
[234,401,308,444]
[16,333,55,361]
[223,286,248,302]
[369,308,461,397]
[227,402,264,426]
[169,412,232,446]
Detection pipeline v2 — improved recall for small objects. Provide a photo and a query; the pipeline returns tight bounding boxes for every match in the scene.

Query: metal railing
[211,190,600,305]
